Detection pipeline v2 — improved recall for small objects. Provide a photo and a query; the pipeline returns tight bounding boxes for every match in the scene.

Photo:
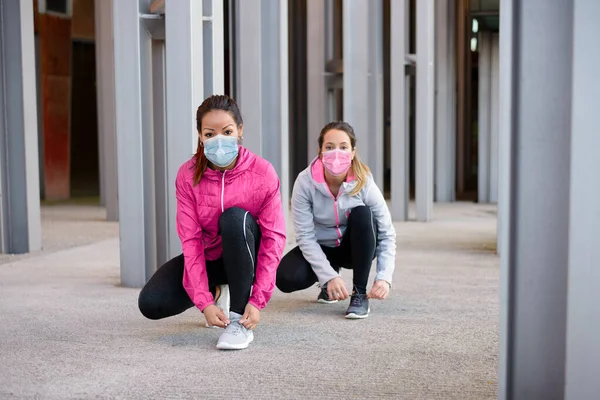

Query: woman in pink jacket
[138,95,286,350]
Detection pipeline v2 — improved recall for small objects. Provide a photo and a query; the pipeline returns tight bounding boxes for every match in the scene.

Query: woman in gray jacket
[276,121,396,319]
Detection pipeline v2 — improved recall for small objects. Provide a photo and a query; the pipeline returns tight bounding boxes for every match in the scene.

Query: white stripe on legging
[243,211,254,266]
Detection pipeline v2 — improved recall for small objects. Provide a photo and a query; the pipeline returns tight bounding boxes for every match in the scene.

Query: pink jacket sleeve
[175,169,214,312]
[248,164,287,310]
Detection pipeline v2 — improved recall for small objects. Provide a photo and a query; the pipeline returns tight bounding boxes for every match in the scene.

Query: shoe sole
[216,337,254,350]
[317,298,338,304]
[345,308,371,319]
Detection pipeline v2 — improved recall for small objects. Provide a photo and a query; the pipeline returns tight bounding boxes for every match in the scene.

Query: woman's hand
[367,280,390,300]
[327,277,349,301]
[240,303,260,330]
[203,304,230,328]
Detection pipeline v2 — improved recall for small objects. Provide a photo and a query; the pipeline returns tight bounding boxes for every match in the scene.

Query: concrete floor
[0,203,499,399]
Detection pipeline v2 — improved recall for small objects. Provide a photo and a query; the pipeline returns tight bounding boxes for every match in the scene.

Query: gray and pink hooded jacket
[291,157,397,287]
[175,146,286,312]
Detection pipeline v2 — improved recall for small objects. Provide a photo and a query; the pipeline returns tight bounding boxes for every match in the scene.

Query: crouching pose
[276,122,396,319]
[138,95,286,350]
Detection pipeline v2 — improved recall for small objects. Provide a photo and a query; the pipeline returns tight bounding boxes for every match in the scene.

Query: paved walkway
[0,203,499,399]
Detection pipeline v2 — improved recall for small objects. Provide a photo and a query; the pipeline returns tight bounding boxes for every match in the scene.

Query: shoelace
[227,321,248,336]
[350,294,366,307]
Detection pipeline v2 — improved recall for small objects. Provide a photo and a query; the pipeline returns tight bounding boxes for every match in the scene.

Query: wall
[34,0,96,200]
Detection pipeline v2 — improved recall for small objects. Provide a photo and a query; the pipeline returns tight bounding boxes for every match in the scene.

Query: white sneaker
[205,284,231,328]
[216,312,254,350]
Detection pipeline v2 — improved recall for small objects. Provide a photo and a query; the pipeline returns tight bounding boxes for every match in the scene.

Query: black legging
[276,205,376,295]
[138,207,261,319]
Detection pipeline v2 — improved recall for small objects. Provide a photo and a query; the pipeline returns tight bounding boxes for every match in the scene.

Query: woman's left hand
[367,280,390,300]
[240,303,261,330]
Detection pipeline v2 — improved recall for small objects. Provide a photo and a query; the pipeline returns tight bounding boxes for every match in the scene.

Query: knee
[276,268,295,293]
[349,205,373,226]
[138,290,162,320]
[219,207,249,237]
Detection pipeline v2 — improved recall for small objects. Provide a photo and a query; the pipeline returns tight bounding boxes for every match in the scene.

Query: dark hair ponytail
[193,95,244,185]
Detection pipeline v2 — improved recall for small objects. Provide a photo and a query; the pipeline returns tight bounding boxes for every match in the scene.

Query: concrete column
[489,34,500,203]
[307,0,326,159]
[113,0,157,287]
[0,0,42,254]
[234,0,290,215]
[152,40,168,267]
[477,31,491,203]
[203,0,225,97]
[565,2,600,398]
[500,1,573,398]
[367,0,384,189]
[234,0,261,155]
[415,0,435,221]
[164,0,204,259]
[434,0,456,203]
[260,0,290,215]
[342,0,370,168]
[390,0,409,221]
[95,0,119,221]
[497,0,514,393]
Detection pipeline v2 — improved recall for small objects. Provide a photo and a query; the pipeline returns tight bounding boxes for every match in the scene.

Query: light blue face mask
[203,135,239,168]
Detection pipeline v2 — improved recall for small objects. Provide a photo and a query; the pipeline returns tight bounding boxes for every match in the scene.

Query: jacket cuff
[247,298,264,311]
[194,292,215,312]
[374,274,393,288]
[318,270,340,287]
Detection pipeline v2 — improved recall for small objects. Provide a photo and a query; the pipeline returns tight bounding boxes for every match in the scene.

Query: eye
[224,130,233,135]
[204,132,213,138]
[325,146,333,150]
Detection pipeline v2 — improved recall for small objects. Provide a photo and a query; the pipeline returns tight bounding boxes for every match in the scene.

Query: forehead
[323,129,351,144]
[202,110,236,128]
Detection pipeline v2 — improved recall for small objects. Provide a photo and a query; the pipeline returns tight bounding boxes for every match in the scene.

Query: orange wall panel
[39,14,72,200]
[71,0,95,40]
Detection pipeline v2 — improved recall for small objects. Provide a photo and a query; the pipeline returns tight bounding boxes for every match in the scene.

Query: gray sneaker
[216,312,254,350]
[317,283,338,304]
[345,293,370,319]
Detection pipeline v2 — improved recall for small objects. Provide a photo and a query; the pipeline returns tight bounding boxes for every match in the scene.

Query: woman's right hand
[203,304,230,328]
[327,277,349,301]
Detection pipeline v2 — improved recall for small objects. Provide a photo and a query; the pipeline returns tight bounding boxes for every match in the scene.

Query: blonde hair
[318,121,371,196]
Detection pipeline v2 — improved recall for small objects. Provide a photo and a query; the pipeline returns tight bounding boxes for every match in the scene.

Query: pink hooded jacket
[175,146,286,312]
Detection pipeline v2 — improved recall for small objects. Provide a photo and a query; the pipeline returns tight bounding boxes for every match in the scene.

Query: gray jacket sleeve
[363,177,397,285]
[291,174,339,286]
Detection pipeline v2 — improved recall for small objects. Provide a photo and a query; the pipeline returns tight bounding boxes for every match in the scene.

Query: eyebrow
[203,124,234,131]
[325,141,350,145]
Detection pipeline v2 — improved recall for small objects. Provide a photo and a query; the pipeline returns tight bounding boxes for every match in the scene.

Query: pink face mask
[322,149,353,176]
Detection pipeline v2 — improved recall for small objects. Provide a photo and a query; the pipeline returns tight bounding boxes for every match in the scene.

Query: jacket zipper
[220,170,226,212]
[327,184,345,247]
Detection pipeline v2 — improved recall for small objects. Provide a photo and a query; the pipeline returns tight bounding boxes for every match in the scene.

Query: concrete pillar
[234,0,290,216]
[0,0,42,254]
[415,0,435,221]
[390,0,409,221]
[95,0,119,221]
[113,0,157,287]
[152,40,168,267]
[434,0,456,203]
[342,0,370,172]
[497,0,514,391]
[477,31,491,204]
[306,0,326,159]
[367,0,384,189]
[500,0,573,398]
[164,0,204,259]
[565,2,600,398]
[203,0,225,97]
[489,34,500,203]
